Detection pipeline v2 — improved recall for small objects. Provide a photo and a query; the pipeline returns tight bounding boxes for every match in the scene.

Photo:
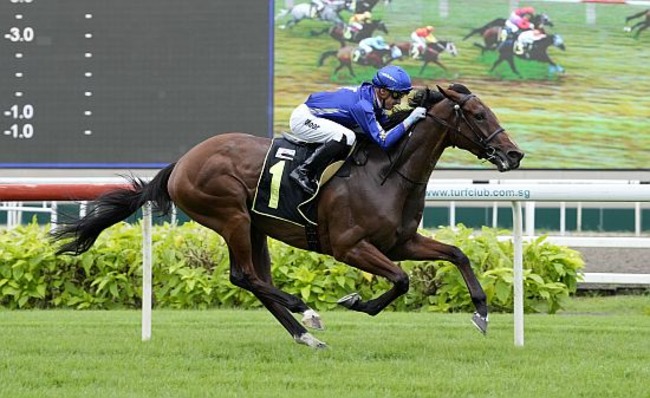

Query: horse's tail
[318,50,338,66]
[463,18,505,40]
[462,29,480,41]
[275,8,289,20]
[52,163,176,255]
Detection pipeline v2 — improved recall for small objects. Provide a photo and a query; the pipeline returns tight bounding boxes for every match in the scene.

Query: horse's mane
[384,84,472,130]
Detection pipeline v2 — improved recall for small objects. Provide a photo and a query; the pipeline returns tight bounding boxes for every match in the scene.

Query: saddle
[251,135,354,227]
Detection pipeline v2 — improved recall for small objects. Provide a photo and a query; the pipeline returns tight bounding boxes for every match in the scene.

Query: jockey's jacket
[414,28,437,43]
[509,7,535,30]
[304,83,409,150]
[349,12,371,24]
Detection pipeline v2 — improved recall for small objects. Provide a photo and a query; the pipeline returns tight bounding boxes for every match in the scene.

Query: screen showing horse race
[0,0,271,168]
[273,0,649,170]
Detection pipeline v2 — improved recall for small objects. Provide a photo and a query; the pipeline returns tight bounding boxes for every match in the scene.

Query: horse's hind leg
[390,233,489,334]
[224,219,327,347]
[249,227,325,331]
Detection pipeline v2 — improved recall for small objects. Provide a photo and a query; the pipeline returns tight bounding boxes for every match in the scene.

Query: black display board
[0,0,272,167]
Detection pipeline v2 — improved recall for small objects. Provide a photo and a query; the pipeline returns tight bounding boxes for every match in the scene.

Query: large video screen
[273,0,649,170]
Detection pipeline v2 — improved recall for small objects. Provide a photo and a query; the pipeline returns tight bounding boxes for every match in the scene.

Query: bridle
[382,91,504,186]
[425,93,504,161]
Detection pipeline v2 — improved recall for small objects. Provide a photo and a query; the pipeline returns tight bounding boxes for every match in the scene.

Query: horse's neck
[389,120,449,184]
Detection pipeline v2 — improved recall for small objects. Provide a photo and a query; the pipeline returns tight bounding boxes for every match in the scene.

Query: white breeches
[411,32,426,48]
[289,104,357,145]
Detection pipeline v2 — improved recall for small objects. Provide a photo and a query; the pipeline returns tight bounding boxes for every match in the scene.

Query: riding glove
[403,107,427,128]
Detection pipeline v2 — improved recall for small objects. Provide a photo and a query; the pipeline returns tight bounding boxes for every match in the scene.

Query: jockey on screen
[505,6,536,34]
[410,25,440,58]
[286,65,427,195]
[354,35,390,63]
[344,11,373,39]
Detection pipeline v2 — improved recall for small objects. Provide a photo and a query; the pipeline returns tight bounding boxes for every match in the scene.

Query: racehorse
[465,13,554,53]
[52,84,524,349]
[276,1,352,30]
[317,45,398,76]
[393,40,458,75]
[490,34,566,77]
[310,19,389,47]
[624,9,649,38]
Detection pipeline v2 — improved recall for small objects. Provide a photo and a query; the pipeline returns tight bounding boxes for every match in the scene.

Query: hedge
[0,221,584,313]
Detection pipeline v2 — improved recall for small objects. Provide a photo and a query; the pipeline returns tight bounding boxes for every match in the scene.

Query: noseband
[426,94,504,160]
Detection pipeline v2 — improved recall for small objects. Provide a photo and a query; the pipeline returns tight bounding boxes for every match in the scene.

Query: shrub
[0,221,583,313]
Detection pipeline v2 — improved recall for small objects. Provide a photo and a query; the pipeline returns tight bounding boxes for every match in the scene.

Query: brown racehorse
[318,45,392,77]
[393,41,458,75]
[52,84,524,349]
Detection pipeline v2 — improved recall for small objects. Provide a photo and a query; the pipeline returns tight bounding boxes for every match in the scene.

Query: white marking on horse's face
[447,43,458,56]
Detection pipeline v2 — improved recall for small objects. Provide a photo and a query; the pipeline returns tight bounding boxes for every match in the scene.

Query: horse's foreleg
[334,240,409,316]
[506,57,521,77]
[634,23,648,37]
[343,62,355,77]
[432,59,447,72]
[390,233,488,334]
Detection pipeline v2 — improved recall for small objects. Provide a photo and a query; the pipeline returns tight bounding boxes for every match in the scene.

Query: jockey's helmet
[362,11,372,20]
[374,36,386,45]
[426,25,435,32]
[520,6,535,16]
[371,65,412,93]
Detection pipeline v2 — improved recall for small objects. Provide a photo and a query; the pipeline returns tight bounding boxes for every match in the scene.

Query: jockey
[344,11,373,39]
[354,35,390,63]
[410,25,438,58]
[515,27,546,56]
[505,6,536,34]
[287,65,427,195]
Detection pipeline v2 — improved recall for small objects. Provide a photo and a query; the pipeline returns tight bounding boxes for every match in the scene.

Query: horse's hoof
[337,293,361,309]
[294,332,328,349]
[302,309,325,330]
[472,312,489,335]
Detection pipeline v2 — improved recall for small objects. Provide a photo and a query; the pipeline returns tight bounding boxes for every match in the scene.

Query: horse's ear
[436,85,453,100]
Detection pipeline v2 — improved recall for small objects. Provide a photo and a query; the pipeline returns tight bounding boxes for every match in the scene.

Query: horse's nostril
[508,150,524,160]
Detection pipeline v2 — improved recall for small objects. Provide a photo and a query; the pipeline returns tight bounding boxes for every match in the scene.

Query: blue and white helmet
[371,65,412,93]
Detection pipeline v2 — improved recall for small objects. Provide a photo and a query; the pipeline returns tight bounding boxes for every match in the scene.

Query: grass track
[1,296,649,397]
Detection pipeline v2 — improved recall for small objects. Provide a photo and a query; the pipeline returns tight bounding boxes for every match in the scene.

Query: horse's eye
[475,112,486,121]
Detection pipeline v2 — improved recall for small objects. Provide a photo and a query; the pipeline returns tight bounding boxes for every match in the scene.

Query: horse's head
[535,13,554,28]
[552,34,566,50]
[444,41,459,56]
[425,84,524,171]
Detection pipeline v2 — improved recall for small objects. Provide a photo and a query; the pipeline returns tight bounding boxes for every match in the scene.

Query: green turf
[273,0,650,169]
[1,295,649,397]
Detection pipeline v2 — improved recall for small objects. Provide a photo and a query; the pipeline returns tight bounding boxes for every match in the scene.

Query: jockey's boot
[290,139,349,195]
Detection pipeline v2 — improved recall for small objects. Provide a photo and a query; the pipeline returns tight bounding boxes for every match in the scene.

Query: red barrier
[0,183,131,201]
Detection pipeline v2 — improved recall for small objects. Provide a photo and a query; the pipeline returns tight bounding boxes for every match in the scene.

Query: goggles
[389,90,409,100]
